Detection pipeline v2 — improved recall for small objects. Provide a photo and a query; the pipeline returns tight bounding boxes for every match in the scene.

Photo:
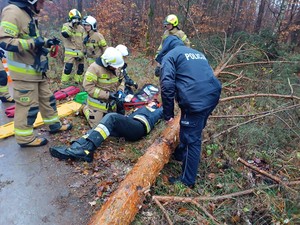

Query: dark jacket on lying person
[49,102,163,162]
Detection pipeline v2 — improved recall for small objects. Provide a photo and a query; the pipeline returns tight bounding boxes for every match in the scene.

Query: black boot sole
[49,147,93,162]
[49,147,76,160]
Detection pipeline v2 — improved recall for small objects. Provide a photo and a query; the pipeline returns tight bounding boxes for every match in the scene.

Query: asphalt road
[0,101,91,225]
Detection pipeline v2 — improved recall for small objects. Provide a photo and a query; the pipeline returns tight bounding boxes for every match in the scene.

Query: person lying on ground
[49,101,163,162]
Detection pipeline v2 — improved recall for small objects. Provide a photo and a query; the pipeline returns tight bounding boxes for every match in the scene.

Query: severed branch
[220,93,300,102]
[191,200,221,225]
[225,60,295,69]
[237,157,296,193]
[207,103,300,141]
[237,157,285,184]
[152,180,300,203]
[153,197,173,225]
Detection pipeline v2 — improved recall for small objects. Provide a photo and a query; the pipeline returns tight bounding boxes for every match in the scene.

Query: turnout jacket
[84,30,107,64]
[61,22,85,56]
[83,58,124,108]
[156,27,190,58]
[158,36,221,120]
[0,4,50,81]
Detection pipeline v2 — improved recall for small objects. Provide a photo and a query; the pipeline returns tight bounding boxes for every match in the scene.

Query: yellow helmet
[164,14,178,27]
[68,9,81,22]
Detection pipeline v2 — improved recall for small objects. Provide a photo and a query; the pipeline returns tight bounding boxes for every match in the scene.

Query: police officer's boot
[49,140,96,162]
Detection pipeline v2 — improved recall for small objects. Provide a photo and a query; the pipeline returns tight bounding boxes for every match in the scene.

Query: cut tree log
[88,115,180,225]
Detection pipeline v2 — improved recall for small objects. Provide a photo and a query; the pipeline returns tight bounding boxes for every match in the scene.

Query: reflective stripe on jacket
[0,4,45,81]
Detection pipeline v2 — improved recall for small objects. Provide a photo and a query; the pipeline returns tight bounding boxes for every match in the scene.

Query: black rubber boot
[49,142,95,162]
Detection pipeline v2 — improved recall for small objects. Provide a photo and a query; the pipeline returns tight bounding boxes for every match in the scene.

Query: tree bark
[88,115,180,225]
[254,0,267,33]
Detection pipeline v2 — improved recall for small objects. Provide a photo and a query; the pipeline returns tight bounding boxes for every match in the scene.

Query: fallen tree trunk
[88,115,180,225]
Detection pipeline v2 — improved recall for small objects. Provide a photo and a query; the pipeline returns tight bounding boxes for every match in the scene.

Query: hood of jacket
[156,35,184,64]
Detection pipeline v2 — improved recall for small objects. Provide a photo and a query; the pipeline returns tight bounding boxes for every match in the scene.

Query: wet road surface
[0,101,92,225]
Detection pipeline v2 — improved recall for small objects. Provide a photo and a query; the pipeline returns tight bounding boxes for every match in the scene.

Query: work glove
[115,90,125,115]
[0,49,5,58]
[154,65,161,77]
[109,91,119,100]
[34,36,45,49]
[46,37,60,47]
[125,78,138,89]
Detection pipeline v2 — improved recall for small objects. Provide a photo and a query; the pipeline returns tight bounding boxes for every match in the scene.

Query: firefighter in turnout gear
[154,14,191,77]
[0,0,72,147]
[82,15,107,66]
[49,101,163,162]
[61,9,85,84]
[83,47,125,128]
[0,49,14,103]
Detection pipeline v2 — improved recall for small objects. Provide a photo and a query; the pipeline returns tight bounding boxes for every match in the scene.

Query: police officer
[156,35,221,188]
[82,15,107,66]
[83,47,126,128]
[61,9,85,84]
[49,101,163,162]
[0,49,14,103]
[0,0,72,147]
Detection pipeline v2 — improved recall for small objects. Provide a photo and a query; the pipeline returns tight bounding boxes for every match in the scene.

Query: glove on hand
[34,36,45,49]
[46,38,60,47]
[154,65,161,77]
[0,49,5,58]
[109,91,119,100]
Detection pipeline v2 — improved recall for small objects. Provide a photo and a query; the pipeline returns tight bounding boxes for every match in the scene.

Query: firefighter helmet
[68,9,81,22]
[82,16,97,30]
[163,14,179,27]
[101,47,124,69]
[116,44,129,57]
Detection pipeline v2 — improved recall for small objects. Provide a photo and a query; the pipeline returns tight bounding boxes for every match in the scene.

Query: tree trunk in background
[254,0,267,33]
[77,0,82,13]
[88,116,180,225]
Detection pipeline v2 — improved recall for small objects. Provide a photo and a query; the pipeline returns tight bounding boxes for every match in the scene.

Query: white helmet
[82,15,97,30]
[116,44,129,57]
[101,47,124,69]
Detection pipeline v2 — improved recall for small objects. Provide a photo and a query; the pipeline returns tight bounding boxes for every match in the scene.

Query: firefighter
[83,47,126,128]
[82,15,107,66]
[154,14,191,77]
[116,44,138,95]
[0,49,14,103]
[49,101,163,162]
[156,36,221,188]
[0,0,72,147]
[61,9,85,84]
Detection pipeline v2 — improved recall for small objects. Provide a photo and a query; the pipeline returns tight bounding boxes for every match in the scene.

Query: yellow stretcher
[0,101,82,139]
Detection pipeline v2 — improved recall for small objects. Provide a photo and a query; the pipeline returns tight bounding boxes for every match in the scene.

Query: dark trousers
[174,106,217,186]
[100,113,146,141]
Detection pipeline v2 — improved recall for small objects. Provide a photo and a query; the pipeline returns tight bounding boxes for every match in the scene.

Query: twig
[152,180,300,202]
[288,78,294,95]
[220,93,300,102]
[191,200,221,225]
[206,103,300,142]
[153,197,173,225]
[237,157,297,193]
[272,114,300,138]
[225,60,295,69]
[237,158,284,184]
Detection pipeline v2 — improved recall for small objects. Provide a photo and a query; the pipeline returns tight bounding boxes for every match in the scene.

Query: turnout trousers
[174,106,217,186]
[13,80,61,144]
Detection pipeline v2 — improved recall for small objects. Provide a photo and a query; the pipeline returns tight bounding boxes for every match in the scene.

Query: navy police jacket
[157,36,221,120]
